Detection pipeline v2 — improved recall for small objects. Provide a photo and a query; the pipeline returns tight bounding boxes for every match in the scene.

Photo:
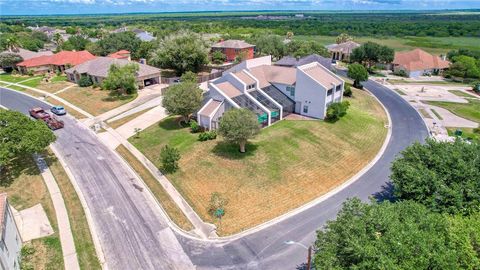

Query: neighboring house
[16,50,96,75]
[65,57,161,88]
[107,50,131,60]
[111,27,156,42]
[211,39,255,62]
[326,41,360,62]
[392,48,450,78]
[0,193,22,270]
[28,25,68,40]
[275,54,332,70]
[198,56,344,130]
[0,48,53,61]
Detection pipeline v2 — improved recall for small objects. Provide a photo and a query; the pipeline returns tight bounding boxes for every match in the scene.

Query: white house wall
[295,69,328,119]
[0,206,22,270]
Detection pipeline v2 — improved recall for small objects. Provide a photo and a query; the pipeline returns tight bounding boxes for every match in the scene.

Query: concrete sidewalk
[33,154,80,270]
[115,105,167,138]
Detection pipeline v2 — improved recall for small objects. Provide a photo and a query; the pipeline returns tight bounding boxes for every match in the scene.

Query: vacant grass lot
[131,89,388,235]
[425,99,480,123]
[57,86,136,116]
[295,35,480,55]
[0,155,64,269]
[43,150,101,270]
[116,145,194,231]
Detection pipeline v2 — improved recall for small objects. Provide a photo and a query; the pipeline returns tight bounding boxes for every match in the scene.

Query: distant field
[295,35,480,55]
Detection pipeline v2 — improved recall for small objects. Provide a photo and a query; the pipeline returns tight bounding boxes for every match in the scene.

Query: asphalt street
[1,75,428,270]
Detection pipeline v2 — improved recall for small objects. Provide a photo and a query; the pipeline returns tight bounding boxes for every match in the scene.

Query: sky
[1,0,480,15]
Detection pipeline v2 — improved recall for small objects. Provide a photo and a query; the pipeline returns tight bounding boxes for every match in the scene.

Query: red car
[29,107,64,130]
[29,107,51,120]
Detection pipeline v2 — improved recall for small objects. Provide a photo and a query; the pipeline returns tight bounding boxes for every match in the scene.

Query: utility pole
[306,245,312,270]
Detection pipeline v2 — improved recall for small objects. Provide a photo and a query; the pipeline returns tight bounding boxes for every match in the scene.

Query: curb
[50,145,108,270]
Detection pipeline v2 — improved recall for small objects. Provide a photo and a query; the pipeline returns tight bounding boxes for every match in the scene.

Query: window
[336,85,342,91]
[327,89,333,96]
[287,86,295,97]
[247,84,255,90]
[303,105,309,113]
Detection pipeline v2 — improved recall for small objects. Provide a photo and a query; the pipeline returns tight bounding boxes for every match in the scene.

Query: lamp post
[284,240,312,270]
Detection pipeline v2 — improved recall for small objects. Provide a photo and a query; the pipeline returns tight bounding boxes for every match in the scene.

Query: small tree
[207,192,228,219]
[286,31,294,40]
[159,145,180,173]
[218,108,260,153]
[212,50,226,64]
[180,71,198,83]
[326,101,350,122]
[336,33,353,44]
[102,63,139,95]
[78,75,93,87]
[162,82,203,123]
[348,63,368,88]
[343,83,352,97]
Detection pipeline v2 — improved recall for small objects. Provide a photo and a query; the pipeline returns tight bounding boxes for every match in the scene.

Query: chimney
[139,58,146,65]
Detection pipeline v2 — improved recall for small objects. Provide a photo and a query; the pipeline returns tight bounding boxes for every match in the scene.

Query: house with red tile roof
[16,50,96,75]
[107,50,131,60]
[392,48,450,77]
[211,39,255,62]
[197,56,344,130]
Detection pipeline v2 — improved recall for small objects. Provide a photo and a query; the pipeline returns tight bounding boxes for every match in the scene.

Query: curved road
[0,77,428,269]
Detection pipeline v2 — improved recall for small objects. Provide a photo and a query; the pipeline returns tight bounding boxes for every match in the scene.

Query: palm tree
[5,36,20,52]
[53,33,63,47]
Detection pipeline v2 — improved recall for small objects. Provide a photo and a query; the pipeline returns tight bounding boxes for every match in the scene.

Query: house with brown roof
[65,57,161,88]
[16,50,96,75]
[392,49,450,78]
[211,39,255,62]
[0,193,22,270]
[198,56,344,130]
[326,41,360,62]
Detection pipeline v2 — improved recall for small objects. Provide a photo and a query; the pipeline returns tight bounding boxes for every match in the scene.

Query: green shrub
[473,128,480,134]
[343,83,352,97]
[190,120,201,133]
[473,82,480,93]
[198,130,217,141]
[393,69,408,78]
[78,75,93,87]
[159,145,180,173]
[326,101,350,122]
[27,70,34,76]
[56,70,62,76]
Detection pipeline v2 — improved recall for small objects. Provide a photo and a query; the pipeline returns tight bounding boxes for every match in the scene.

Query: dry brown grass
[37,81,74,94]
[0,155,64,269]
[116,145,194,231]
[57,86,136,116]
[131,89,388,235]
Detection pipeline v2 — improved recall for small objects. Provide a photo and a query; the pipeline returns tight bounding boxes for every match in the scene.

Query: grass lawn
[43,150,101,270]
[387,79,469,86]
[0,73,36,83]
[5,84,46,98]
[44,97,88,119]
[130,89,388,235]
[115,145,194,231]
[448,90,479,99]
[57,86,137,116]
[38,81,74,94]
[446,127,480,143]
[0,155,64,269]
[418,108,432,119]
[108,108,152,129]
[425,99,480,123]
[393,88,407,95]
[430,108,443,120]
[294,35,480,55]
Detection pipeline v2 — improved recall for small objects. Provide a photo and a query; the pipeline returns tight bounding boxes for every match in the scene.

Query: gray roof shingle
[65,57,160,78]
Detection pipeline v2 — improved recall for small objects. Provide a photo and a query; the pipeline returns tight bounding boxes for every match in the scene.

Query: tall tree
[314,198,480,270]
[162,81,203,123]
[53,32,63,47]
[350,42,394,69]
[60,35,91,51]
[0,110,56,167]
[251,34,286,61]
[4,36,20,52]
[286,40,329,58]
[152,30,208,75]
[0,52,23,71]
[93,31,142,56]
[218,108,260,153]
[102,63,139,95]
[391,139,480,215]
[347,63,369,88]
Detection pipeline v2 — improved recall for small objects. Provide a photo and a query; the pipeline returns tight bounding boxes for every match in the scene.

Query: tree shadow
[0,155,40,188]
[372,181,397,203]
[158,117,188,131]
[211,141,258,160]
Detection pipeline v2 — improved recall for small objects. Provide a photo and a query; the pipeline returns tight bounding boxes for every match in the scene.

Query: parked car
[29,107,51,120]
[44,117,64,130]
[51,106,67,115]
